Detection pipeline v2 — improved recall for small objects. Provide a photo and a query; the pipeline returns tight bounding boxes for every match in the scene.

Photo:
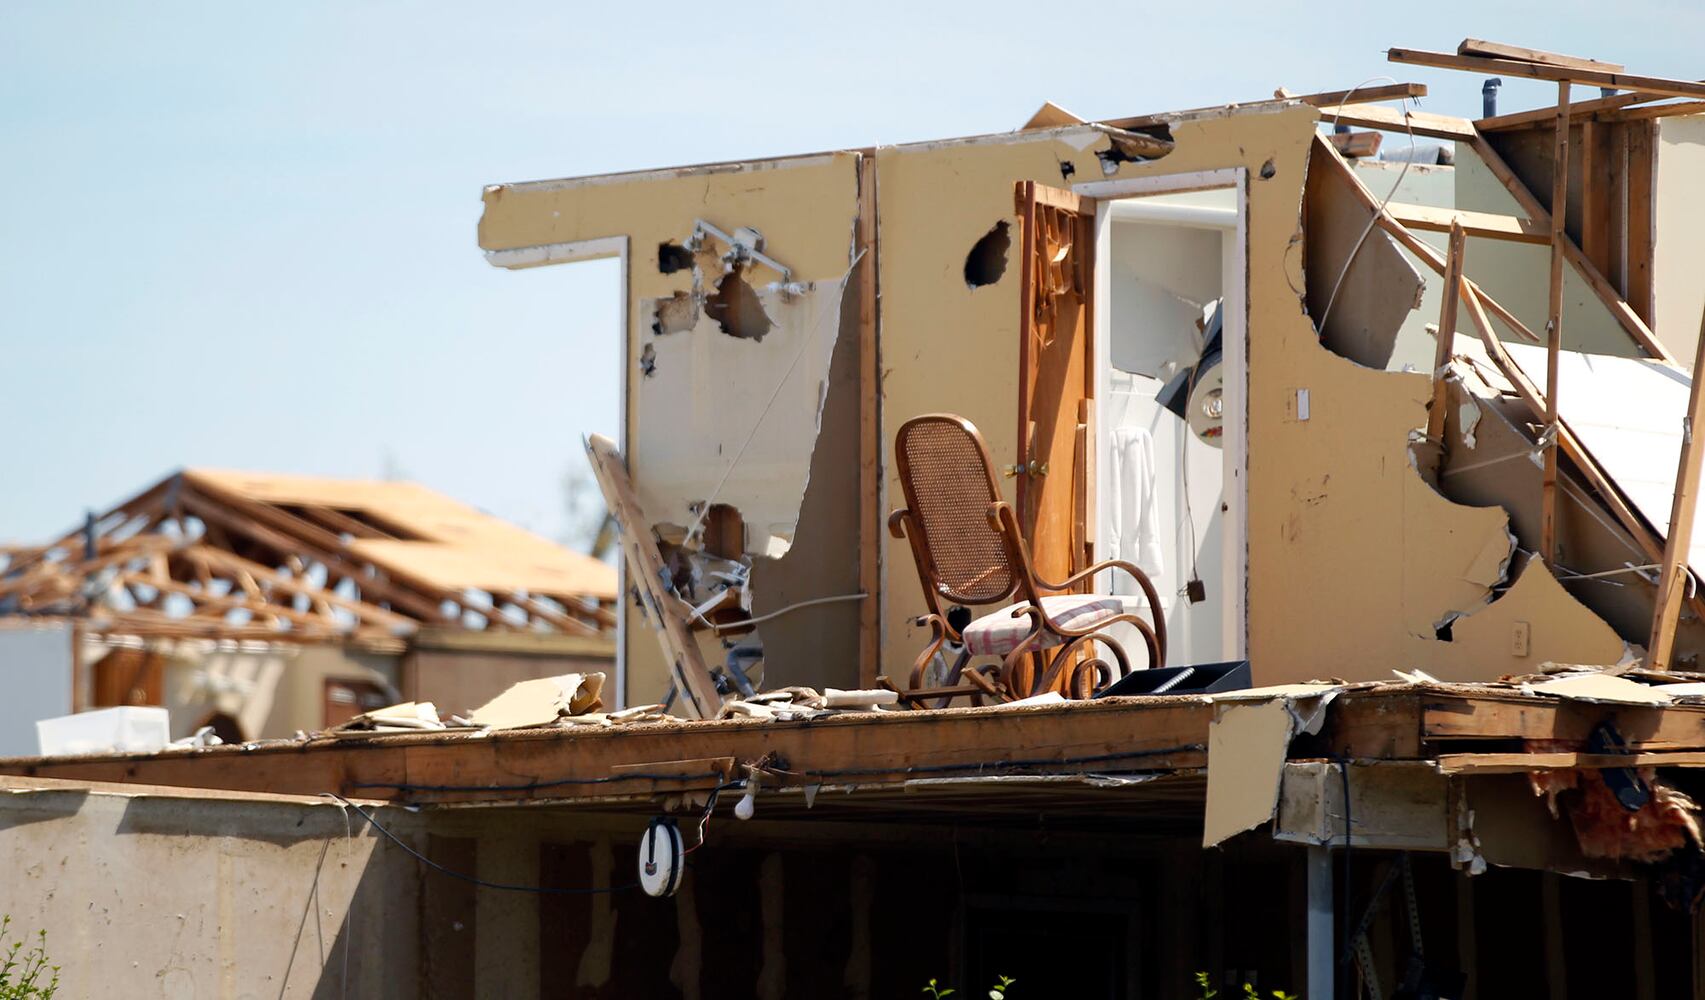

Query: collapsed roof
[0,469,616,643]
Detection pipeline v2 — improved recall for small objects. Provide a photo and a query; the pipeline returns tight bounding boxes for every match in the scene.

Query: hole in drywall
[653,291,698,336]
[703,271,773,340]
[658,241,695,274]
[1058,160,1076,181]
[1260,158,1277,180]
[1434,616,1456,642]
[964,221,1010,289]
[639,342,657,377]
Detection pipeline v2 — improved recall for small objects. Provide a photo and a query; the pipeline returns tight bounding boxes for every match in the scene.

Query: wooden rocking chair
[887,413,1166,707]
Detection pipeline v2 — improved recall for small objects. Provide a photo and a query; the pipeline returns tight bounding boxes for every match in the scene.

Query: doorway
[1079,170,1249,666]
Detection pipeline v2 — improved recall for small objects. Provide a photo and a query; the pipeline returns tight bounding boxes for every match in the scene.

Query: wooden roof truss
[0,472,614,643]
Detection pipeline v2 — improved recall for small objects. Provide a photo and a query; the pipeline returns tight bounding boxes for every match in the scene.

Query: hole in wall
[964,221,1010,289]
[703,271,773,340]
[1260,158,1277,180]
[639,342,657,377]
[653,291,698,336]
[658,241,695,274]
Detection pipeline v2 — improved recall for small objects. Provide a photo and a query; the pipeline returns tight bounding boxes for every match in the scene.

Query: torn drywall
[1304,139,1426,370]
[1202,683,1338,847]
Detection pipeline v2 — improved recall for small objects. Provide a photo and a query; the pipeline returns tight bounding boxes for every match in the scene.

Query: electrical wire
[322,793,642,896]
[687,591,867,632]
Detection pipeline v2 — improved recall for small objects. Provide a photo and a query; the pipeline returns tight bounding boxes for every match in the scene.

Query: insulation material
[1304,142,1425,370]
[1202,683,1338,847]
[1522,744,1703,864]
[634,277,848,551]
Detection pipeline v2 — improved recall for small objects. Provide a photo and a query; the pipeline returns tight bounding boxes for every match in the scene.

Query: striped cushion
[961,594,1125,656]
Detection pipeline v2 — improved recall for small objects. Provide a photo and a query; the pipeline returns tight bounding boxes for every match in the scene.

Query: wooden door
[91,648,164,706]
[1016,181,1097,586]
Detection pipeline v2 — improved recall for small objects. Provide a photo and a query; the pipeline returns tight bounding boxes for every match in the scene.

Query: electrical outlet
[1512,621,1531,657]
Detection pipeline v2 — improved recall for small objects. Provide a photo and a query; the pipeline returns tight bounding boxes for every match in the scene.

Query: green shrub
[0,917,58,999]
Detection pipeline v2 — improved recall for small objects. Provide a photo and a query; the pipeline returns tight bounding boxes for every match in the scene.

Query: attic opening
[703,271,772,340]
[658,241,695,274]
[964,221,1011,289]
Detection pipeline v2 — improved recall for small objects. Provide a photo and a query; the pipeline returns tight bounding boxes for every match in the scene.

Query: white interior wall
[0,623,72,756]
[1655,115,1705,369]
[1101,211,1229,667]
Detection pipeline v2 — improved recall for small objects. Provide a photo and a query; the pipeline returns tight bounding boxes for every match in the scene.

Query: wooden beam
[1647,303,1705,670]
[1541,82,1573,567]
[1282,82,1428,108]
[1457,39,1624,74]
[1627,121,1659,324]
[1320,102,1477,141]
[1389,47,1705,102]
[1426,222,1468,447]
[1602,100,1705,123]
[0,695,1215,803]
[1328,131,1382,158]
[1438,750,1705,775]
[856,152,881,689]
[585,434,722,720]
[1385,202,1548,244]
[1476,90,1652,132]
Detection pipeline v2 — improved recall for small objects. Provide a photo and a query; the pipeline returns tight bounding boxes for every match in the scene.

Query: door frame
[1073,168,1250,660]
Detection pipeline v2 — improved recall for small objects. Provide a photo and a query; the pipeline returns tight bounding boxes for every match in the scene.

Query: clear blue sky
[3,2,1699,545]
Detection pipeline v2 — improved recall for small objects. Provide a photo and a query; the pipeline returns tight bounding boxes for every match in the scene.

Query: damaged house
[0,468,617,748]
[12,38,1705,999]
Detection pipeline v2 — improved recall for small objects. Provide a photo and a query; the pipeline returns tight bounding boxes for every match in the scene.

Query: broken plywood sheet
[1506,343,1702,578]
[635,276,849,550]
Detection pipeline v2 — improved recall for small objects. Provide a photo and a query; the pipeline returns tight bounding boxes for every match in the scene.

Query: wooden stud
[1328,131,1382,158]
[1541,81,1573,568]
[1321,102,1477,142]
[856,151,881,689]
[1627,121,1658,325]
[585,434,721,720]
[1476,89,1651,132]
[1426,221,1468,446]
[1646,303,1705,670]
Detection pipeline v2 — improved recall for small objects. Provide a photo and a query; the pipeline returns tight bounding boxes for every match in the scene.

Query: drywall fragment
[1022,101,1086,130]
[963,221,1010,288]
[1303,138,1425,369]
[1520,672,1673,705]
[640,342,657,377]
[634,267,851,542]
[1204,698,1296,847]
[467,672,605,729]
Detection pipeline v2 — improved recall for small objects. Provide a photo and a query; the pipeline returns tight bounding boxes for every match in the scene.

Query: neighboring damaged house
[0,468,616,748]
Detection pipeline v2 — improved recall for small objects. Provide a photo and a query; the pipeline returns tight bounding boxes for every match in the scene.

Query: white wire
[689,591,866,632]
[1317,76,1420,332]
[683,249,867,546]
